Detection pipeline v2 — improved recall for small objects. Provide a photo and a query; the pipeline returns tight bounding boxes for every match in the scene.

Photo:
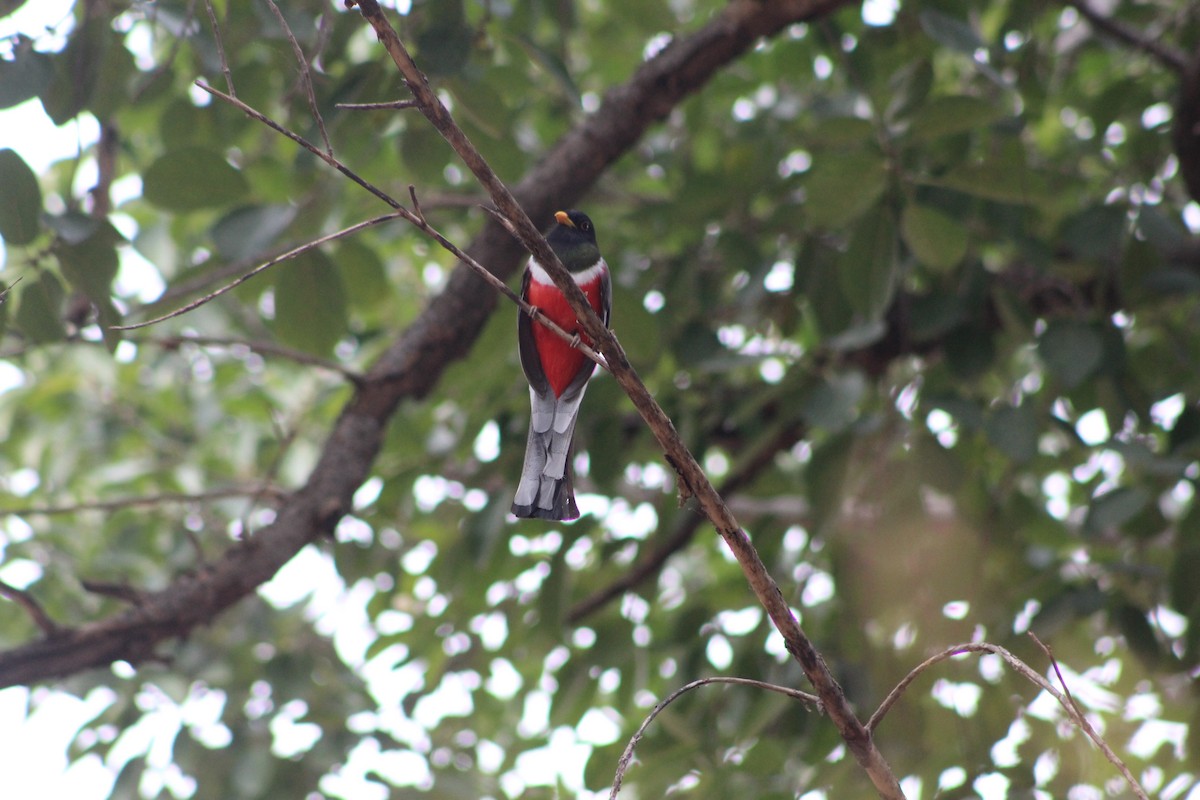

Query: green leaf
[1060,205,1126,262]
[336,238,390,311]
[0,37,53,109]
[14,271,65,343]
[672,321,724,368]
[1038,320,1104,389]
[41,17,108,124]
[901,202,968,271]
[926,162,1048,205]
[414,0,473,77]
[0,148,42,245]
[1111,601,1162,667]
[44,210,100,244]
[142,147,250,212]
[944,324,994,379]
[272,250,348,355]
[918,9,983,54]
[805,151,888,228]
[801,371,866,432]
[399,122,454,185]
[907,95,1006,141]
[840,208,897,318]
[53,218,125,348]
[886,59,933,122]
[55,219,123,299]
[1084,487,1149,535]
[806,431,854,532]
[1135,206,1188,252]
[211,205,297,262]
[985,402,1037,463]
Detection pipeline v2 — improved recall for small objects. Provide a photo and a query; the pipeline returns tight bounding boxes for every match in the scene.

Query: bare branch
[611,676,821,799]
[137,334,363,382]
[0,487,286,518]
[0,275,23,304]
[336,99,419,111]
[568,420,805,624]
[0,580,60,636]
[112,212,405,330]
[1029,633,1148,800]
[347,2,901,796]
[194,80,400,208]
[263,0,333,155]
[202,0,235,96]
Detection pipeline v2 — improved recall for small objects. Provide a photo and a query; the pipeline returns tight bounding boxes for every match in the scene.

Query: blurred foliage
[1,0,1200,798]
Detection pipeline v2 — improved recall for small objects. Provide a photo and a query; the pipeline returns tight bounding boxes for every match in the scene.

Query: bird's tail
[513,382,589,521]
[511,423,579,520]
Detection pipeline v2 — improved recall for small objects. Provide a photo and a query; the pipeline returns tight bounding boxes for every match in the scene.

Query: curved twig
[867,640,1147,800]
[611,676,821,799]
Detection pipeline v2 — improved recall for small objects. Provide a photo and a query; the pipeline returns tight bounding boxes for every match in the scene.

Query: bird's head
[547,210,601,271]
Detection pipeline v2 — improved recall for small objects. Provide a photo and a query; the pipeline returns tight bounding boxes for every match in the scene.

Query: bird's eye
[582,221,592,232]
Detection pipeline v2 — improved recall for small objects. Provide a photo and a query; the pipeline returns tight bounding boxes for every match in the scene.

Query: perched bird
[512,210,611,520]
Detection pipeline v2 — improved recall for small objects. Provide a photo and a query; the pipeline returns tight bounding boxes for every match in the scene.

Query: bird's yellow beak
[554,210,573,227]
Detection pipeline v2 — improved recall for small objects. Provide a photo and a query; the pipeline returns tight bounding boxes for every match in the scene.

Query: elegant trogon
[512,210,611,520]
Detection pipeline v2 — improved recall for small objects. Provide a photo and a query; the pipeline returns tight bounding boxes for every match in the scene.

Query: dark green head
[547,209,601,272]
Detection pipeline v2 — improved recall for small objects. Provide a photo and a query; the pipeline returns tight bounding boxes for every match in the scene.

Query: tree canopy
[1,0,1199,798]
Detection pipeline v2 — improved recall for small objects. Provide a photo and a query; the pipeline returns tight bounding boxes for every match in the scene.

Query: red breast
[527,269,606,397]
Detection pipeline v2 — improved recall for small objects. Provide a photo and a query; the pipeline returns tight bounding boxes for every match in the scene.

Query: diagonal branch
[349,2,903,797]
[567,420,805,624]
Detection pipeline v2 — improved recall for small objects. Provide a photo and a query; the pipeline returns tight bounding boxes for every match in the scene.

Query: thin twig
[1028,633,1147,800]
[133,0,197,102]
[0,275,23,304]
[263,0,333,156]
[0,487,287,518]
[0,580,60,636]
[195,80,399,208]
[336,100,419,110]
[176,86,602,364]
[137,334,363,382]
[112,213,405,330]
[203,0,235,96]
[611,677,821,799]
[867,641,1148,800]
